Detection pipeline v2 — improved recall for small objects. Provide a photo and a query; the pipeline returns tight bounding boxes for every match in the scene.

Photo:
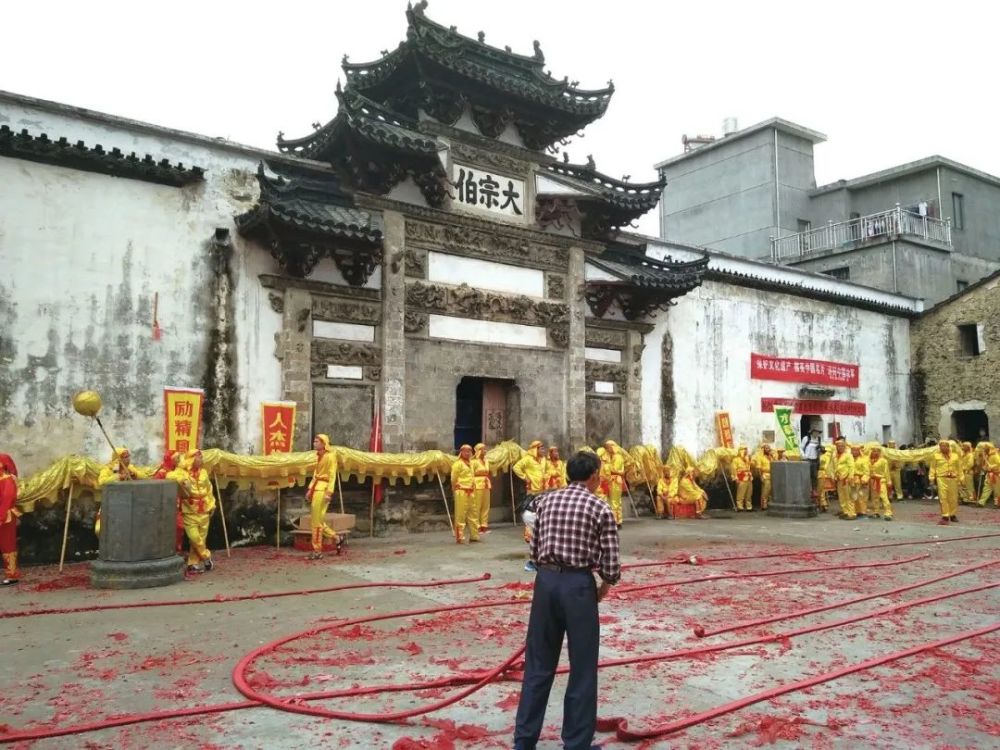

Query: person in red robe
[1,453,20,586]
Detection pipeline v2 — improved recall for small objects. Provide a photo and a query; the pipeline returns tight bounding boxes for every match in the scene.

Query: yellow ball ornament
[72,390,103,417]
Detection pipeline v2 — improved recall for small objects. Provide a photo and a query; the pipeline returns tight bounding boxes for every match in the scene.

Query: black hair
[567,451,601,482]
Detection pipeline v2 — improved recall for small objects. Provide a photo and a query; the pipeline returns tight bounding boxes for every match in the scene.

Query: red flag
[369,393,384,505]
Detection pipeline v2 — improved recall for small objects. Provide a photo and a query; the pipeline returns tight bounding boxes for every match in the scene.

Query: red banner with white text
[751,353,859,388]
[760,398,866,417]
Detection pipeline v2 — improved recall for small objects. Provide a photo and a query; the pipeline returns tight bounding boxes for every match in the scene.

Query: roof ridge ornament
[533,40,544,63]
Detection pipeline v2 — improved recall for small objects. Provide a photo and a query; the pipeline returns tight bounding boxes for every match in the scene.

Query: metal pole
[59,483,74,572]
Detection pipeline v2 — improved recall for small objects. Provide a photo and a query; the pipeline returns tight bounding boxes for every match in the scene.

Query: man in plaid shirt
[514,450,620,750]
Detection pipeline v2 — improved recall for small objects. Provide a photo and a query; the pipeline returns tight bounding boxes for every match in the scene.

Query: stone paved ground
[0,499,998,749]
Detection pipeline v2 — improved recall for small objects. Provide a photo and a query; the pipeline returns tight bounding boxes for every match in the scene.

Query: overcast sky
[2,0,992,235]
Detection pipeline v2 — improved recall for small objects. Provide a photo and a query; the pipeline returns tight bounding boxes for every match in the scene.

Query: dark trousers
[514,567,599,750]
[808,459,819,490]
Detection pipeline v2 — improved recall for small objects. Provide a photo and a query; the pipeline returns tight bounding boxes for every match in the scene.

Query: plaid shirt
[530,482,621,585]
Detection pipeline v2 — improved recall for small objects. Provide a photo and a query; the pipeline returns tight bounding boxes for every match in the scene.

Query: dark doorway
[953,410,989,444]
[454,377,484,449]
[799,414,822,439]
[454,376,518,450]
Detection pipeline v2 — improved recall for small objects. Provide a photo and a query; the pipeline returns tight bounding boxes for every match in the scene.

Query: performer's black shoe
[950,515,959,522]
[1,578,18,586]
[203,558,214,571]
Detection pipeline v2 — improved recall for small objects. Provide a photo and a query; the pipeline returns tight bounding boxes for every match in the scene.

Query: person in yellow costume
[451,444,479,544]
[543,446,567,490]
[654,464,678,519]
[817,444,834,512]
[305,434,342,559]
[95,447,141,536]
[849,445,870,517]
[597,440,626,526]
[832,438,855,519]
[471,443,492,535]
[929,439,963,524]
[753,445,773,511]
[886,441,904,501]
[958,441,976,504]
[675,467,707,518]
[170,450,216,573]
[513,440,547,496]
[730,446,753,512]
[868,446,893,520]
[978,443,1000,506]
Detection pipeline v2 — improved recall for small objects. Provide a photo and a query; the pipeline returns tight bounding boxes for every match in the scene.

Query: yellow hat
[529,440,543,449]
[474,442,486,451]
[315,434,331,450]
[459,444,472,452]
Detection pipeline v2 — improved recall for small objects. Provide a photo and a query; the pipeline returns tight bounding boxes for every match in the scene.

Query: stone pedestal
[91,480,185,589]
[767,461,817,518]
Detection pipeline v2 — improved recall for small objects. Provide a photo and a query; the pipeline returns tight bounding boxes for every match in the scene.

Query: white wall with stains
[0,95,283,472]
[640,264,915,452]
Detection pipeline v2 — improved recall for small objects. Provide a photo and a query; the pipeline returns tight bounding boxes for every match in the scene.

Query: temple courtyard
[1,501,997,749]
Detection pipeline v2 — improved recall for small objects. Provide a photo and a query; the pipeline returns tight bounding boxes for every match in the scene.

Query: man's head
[474,442,486,457]
[529,440,543,458]
[603,440,615,454]
[851,446,861,457]
[737,444,747,456]
[762,444,773,456]
[810,428,821,439]
[459,444,472,460]
[314,434,331,453]
[188,450,203,472]
[871,447,882,460]
[887,440,897,449]
[548,446,560,461]
[962,441,973,452]
[113,447,131,466]
[939,439,950,455]
[567,450,602,493]
[835,437,846,454]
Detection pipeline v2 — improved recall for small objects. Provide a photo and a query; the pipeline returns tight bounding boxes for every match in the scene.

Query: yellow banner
[164,387,204,454]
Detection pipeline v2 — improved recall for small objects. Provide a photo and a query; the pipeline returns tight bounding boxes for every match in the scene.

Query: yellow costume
[675,469,707,517]
[887,441,903,501]
[451,445,478,543]
[868,450,893,519]
[833,442,855,519]
[513,441,547,494]
[978,445,1000,506]
[850,449,871,516]
[472,443,492,533]
[754,447,773,510]
[95,447,140,536]
[172,451,216,570]
[306,434,340,557]
[654,467,678,518]
[598,440,626,525]
[929,442,963,522]
[730,446,753,511]
[543,447,567,491]
[817,445,834,511]
[959,442,976,503]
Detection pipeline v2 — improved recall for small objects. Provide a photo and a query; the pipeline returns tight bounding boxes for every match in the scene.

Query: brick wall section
[381,210,407,451]
[911,274,1000,440]
[567,246,587,447]
[279,287,313,449]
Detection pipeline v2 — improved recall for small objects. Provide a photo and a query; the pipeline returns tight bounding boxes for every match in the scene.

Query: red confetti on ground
[728,713,834,745]
[21,571,91,592]
[107,632,129,642]
[392,735,455,750]
[422,717,493,740]
[495,691,520,710]
[393,550,408,555]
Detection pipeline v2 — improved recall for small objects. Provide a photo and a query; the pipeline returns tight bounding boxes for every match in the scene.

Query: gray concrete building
[655,120,1000,304]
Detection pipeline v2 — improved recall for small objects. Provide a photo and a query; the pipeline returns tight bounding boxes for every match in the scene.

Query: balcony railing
[769,205,952,262]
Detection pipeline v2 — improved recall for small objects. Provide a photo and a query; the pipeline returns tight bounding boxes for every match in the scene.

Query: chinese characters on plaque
[451,162,525,220]
[261,401,297,454]
[163,387,204,454]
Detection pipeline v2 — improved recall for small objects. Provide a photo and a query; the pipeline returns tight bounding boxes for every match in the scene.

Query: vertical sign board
[164,387,204,455]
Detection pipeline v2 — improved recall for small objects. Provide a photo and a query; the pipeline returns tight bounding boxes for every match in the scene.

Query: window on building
[957,280,969,292]
[849,212,861,220]
[797,219,812,233]
[957,323,985,356]
[952,192,965,230]
[827,422,842,439]
[882,425,892,443]
[825,267,850,280]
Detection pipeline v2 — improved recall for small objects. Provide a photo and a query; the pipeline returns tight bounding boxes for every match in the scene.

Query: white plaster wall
[0,99,284,470]
[428,252,544,297]
[641,279,913,452]
[428,315,547,348]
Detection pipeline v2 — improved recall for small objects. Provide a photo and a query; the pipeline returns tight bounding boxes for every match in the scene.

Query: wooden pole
[59,483,74,572]
[624,483,640,518]
[276,488,281,550]
[721,472,738,511]
[644,479,656,515]
[211,474,231,558]
[509,470,517,526]
[337,474,346,514]
[369,481,376,539]
[435,473,454,533]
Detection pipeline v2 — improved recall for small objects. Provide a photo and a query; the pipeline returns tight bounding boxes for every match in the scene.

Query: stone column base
[90,556,185,589]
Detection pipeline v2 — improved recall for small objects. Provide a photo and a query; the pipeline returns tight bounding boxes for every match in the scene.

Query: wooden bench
[291,512,356,552]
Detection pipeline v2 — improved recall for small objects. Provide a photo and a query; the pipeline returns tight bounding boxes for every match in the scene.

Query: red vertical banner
[261,401,297,455]
[369,391,384,505]
[164,387,204,454]
[715,412,734,448]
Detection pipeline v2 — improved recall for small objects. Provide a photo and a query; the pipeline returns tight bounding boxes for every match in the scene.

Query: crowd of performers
[1,432,997,585]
